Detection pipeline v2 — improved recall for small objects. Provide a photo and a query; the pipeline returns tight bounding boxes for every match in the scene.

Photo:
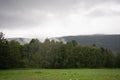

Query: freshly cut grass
[0,69,120,80]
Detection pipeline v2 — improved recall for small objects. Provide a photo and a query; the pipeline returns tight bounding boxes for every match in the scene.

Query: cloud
[86,2,120,17]
[0,0,120,37]
[0,9,55,29]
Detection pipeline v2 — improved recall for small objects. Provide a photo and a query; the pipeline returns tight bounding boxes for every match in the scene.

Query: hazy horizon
[4,33,120,39]
[0,0,120,38]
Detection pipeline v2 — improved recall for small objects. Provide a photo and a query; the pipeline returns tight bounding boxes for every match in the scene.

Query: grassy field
[0,69,120,80]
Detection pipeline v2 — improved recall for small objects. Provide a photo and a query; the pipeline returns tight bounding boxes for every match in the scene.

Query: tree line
[0,32,120,69]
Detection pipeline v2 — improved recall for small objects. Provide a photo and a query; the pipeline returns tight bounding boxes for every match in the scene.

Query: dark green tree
[7,40,21,68]
[115,52,120,68]
[0,32,9,69]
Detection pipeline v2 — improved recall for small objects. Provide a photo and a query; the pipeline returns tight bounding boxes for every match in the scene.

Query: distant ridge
[6,35,120,53]
[57,35,120,53]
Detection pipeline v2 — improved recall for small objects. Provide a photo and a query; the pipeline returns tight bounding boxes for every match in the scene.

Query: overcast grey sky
[0,0,120,38]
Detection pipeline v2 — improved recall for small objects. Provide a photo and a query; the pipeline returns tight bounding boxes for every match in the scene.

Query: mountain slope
[57,35,120,53]
[6,35,120,53]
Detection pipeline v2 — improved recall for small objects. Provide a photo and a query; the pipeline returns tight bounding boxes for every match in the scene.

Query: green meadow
[0,69,120,80]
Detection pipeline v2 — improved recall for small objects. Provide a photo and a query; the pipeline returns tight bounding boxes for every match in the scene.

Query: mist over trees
[0,32,120,69]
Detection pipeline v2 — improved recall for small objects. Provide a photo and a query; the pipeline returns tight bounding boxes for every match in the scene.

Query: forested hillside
[6,35,120,53]
[58,35,120,53]
[0,32,120,69]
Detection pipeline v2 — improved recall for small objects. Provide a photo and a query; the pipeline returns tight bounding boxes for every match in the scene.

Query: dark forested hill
[57,35,120,53]
[6,35,120,53]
